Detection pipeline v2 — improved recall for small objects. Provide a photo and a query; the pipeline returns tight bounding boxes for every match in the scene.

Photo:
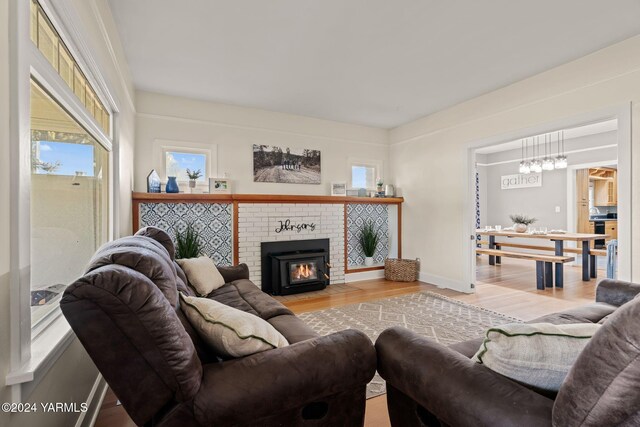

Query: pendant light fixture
[519,139,531,174]
[530,136,543,173]
[542,133,555,171]
[554,130,568,169]
[518,139,529,174]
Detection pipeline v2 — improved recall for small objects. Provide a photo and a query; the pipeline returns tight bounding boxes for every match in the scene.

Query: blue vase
[165,176,179,193]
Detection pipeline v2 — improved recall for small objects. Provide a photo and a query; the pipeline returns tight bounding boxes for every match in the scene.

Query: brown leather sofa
[61,227,376,427]
[376,279,640,427]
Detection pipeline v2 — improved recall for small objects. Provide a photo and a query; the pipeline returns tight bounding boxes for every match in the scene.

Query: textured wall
[138,202,233,265]
[346,204,389,266]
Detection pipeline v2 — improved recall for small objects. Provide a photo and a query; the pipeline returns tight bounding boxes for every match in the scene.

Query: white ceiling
[475,119,619,154]
[107,0,640,128]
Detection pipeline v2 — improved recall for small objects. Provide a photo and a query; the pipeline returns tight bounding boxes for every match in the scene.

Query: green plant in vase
[509,214,536,233]
[175,223,203,259]
[359,220,380,266]
[186,168,202,193]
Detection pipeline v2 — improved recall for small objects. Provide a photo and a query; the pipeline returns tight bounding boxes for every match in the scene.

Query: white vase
[189,180,196,193]
[364,257,374,266]
[514,223,528,233]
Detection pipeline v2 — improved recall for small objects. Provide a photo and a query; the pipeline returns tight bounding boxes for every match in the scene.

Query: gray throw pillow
[180,293,289,358]
[473,322,601,392]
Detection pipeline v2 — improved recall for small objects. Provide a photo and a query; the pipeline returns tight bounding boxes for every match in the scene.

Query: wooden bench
[485,242,606,278]
[476,248,574,290]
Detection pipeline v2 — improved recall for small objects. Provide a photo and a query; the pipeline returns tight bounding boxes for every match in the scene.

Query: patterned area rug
[297,291,521,398]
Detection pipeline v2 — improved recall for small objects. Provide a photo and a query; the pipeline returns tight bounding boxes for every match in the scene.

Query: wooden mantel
[132,192,403,274]
[132,192,404,204]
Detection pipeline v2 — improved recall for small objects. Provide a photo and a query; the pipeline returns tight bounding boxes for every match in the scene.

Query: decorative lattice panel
[138,202,233,265]
[346,203,389,266]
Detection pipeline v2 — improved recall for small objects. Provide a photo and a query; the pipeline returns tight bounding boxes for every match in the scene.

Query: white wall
[390,35,640,291]
[1,0,135,426]
[135,91,389,195]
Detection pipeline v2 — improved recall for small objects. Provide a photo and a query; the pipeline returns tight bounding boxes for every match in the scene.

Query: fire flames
[291,263,316,281]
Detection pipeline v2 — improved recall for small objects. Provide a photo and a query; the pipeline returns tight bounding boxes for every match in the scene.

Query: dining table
[476,229,608,285]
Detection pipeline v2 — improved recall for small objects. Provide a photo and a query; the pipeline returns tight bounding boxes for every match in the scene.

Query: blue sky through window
[352,166,368,188]
[166,151,207,181]
[36,141,95,176]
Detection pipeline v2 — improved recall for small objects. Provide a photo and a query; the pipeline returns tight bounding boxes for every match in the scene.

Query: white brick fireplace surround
[238,203,345,286]
[133,193,404,288]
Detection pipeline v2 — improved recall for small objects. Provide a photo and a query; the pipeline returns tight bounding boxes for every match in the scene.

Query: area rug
[297,291,522,398]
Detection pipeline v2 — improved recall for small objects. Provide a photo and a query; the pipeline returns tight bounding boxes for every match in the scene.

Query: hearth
[261,239,330,295]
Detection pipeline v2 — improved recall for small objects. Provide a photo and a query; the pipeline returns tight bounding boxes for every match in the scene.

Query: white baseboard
[419,271,472,293]
[75,374,108,427]
[345,269,385,283]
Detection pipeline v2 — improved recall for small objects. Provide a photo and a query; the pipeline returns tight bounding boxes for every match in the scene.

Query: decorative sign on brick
[274,219,317,234]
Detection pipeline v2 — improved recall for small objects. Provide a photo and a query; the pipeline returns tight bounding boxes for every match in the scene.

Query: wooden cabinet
[591,169,617,207]
[605,221,618,241]
[577,202,590,234]
[576,169,589,203]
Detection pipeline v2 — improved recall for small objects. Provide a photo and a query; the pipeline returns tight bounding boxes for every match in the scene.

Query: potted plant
[359,220,380,266]
[186,168,202,193]
[175,223,203,259]
[509,214,537,233]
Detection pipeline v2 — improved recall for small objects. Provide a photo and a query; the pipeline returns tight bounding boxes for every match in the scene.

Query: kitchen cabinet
[592,169,617,207]
[577,202,590,234]
[576,169,589,203]
[605,221,618,241]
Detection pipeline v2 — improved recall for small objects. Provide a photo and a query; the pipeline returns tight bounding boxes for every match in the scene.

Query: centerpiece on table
[509,214,536,233]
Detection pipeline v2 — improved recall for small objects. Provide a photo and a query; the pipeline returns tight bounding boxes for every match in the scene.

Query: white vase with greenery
[359,220,379,266]
[186,168,202,193]
[509,214,536,233]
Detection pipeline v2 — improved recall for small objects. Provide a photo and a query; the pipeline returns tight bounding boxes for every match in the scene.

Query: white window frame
[347,157,383,191]
[155,139,218,191]
[7,0,118,402]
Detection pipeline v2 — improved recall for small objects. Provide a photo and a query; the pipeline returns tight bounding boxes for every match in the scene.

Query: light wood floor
[95,258,601,427]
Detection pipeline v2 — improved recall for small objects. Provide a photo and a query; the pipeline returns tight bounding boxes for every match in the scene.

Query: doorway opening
[466,110,630,298]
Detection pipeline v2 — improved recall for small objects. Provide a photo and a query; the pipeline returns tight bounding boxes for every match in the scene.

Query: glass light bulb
[531,159,542,173]
[521,162,531,174]
[518,161,528,174]
[555,156,568,169]
[542,158,555,171]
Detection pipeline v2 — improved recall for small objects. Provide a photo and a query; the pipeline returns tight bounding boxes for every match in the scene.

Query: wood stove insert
[261,239,330,295]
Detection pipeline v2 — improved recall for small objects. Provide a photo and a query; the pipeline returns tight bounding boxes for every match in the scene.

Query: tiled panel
[138,202,233,265]
[346,204,389,266]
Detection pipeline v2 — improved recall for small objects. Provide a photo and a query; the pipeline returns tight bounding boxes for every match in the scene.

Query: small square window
[349,159,381,190]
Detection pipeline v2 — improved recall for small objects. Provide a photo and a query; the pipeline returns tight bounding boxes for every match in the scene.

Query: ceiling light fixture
[555,131,568,169]
[542,133,555,171]
[519,139,531,174]
[530,136,543,173]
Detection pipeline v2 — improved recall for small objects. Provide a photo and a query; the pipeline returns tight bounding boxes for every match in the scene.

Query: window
[30,80,110,325]
[348,159,382,190]
[30,0,111,135]
[165,151,208,182]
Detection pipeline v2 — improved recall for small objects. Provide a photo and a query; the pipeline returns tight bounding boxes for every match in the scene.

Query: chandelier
[518,131,568,174]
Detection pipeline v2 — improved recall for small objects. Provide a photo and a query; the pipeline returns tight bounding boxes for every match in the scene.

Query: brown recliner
[61,227,376,427]
[376,279,640,427]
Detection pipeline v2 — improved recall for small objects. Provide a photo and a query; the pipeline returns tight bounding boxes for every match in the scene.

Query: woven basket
[385,258,420,282]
